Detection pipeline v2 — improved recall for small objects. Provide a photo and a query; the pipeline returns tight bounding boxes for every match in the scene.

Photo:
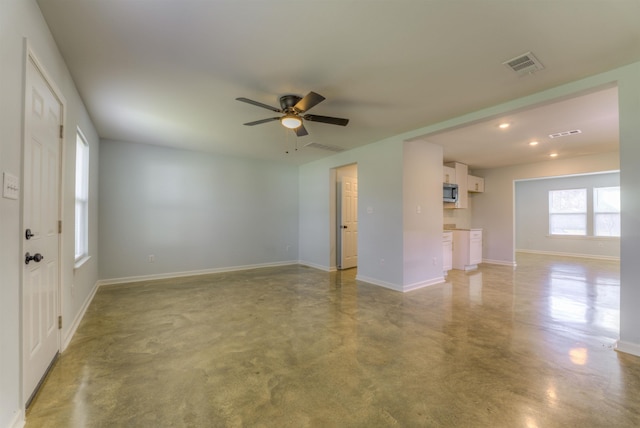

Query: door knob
[25,229,35,240]
[25,252,44,265]
[342,225,348,229]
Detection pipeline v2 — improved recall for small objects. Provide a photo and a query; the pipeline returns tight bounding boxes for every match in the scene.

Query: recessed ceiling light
[529,141,539,146]
[498,123,510,129]
[549,153,558,158]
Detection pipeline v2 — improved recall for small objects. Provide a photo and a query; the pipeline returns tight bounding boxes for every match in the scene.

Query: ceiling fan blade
[236,97,281,113]
[243,117,280,126]
[303,114,349,126]
[294,92,325,113]
[294,124,309,137]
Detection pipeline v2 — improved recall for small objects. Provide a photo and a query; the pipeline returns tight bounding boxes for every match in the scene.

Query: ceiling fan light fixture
[281,114,302,129]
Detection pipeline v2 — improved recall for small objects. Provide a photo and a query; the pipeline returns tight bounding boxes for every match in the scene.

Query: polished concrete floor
[26,253,640,427]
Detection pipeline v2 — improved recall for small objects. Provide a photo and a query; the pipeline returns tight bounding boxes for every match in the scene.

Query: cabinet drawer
[442,232,453,243]
[470,230,482,240]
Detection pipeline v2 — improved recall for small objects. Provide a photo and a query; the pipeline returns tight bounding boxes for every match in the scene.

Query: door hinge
[58,220,62,234]
[59,125,64,139]
[58,316,62,329]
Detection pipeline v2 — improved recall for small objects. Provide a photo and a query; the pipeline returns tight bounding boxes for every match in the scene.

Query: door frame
[331,163,358,270]
[21,43,66,407]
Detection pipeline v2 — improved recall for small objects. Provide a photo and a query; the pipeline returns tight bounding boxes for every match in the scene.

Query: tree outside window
[594,186,620,237]
[549,189,587,236]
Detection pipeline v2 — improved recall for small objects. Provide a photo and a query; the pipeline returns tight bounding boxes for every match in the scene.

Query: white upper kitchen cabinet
[444,162,468,209]
[468,175,485,193]
[443,166,455,184]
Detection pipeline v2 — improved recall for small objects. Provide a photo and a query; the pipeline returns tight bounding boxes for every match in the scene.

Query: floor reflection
[25,253,639,428]
[547,257,619,334]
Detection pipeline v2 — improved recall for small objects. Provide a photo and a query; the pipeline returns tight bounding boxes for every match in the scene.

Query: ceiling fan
[236,91,349,137]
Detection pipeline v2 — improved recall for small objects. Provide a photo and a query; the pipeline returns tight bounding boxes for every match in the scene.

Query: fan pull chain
[284,128,292,154]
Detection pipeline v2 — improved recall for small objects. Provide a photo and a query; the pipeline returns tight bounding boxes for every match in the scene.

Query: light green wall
[0,0,100,425]
[98,140,299,280]
[299,137,405,287]
[402,141,444,289]
[515,172,620,258]
[617,63,640,353]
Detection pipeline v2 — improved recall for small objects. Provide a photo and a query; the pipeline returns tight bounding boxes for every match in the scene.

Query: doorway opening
[334,164,358,270]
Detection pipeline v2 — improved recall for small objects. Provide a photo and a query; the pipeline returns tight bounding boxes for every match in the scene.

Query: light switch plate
[3,172,19,200]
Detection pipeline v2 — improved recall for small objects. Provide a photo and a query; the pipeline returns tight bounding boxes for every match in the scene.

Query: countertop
[443,228,482,231]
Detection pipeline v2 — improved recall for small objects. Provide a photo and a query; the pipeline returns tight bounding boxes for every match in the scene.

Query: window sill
[74,255,91,270]
[546,235,620,240]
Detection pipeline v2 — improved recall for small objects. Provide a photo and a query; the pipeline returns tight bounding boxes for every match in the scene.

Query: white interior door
[23,56,62,404]
[339,176,358,269]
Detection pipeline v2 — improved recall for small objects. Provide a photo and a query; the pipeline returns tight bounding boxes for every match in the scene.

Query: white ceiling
[424,85,620,170]
[37,0,640,167]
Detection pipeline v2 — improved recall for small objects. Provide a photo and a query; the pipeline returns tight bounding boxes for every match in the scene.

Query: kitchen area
[442,161,484,275]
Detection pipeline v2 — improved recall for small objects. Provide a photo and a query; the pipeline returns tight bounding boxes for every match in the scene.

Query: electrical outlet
[432,257,438,265]
[148,255,155,263]
[380,258,385,266]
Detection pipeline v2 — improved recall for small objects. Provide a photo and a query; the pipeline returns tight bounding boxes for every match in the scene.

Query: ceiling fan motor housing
[280,95,302,111]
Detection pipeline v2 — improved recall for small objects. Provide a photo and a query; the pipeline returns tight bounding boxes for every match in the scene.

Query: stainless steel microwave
[443,183,458,203]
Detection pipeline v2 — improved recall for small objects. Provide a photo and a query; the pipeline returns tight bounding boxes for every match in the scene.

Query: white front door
[22,56,62,404]
[339,176,358,269]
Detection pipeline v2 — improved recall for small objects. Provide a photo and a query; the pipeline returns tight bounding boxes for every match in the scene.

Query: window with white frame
[549,188,587,236]
[75,130,89,261]
[594,186,620,237]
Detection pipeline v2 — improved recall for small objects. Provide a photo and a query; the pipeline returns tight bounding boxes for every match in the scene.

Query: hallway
[25,254,640,427]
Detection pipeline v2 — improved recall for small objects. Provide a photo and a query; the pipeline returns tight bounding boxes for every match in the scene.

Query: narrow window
[75,130,89,262]
[594,186,620,237]
[549,189,587,236]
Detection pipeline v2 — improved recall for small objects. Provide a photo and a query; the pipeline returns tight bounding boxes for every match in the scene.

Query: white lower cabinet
[443,231,453,275]
[452,229,482,271]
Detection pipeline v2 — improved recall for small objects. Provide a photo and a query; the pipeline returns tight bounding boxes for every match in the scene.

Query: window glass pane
[550,214,587,235]
[594,187,620,212]
[75,202,88,257]
[549,189,587,213]
[595,213,620,237]
[549,189,587,236]
[75,130,89,261]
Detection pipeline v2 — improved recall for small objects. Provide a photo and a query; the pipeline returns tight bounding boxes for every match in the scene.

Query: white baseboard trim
[482,259,517,267]
[298,260,331,272]
[98,261,300,286]
[62,280,100,351]
[615,340,640,358]
[356,275,403,292]
[356,275,445,293]
[402,276,446,292]
[516,249,620,261]
[8,410,24,428]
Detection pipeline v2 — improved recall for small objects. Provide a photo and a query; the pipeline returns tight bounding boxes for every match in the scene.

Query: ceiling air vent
[503,51,544,75]
[549,129,582,139]
[304,142,345,152]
